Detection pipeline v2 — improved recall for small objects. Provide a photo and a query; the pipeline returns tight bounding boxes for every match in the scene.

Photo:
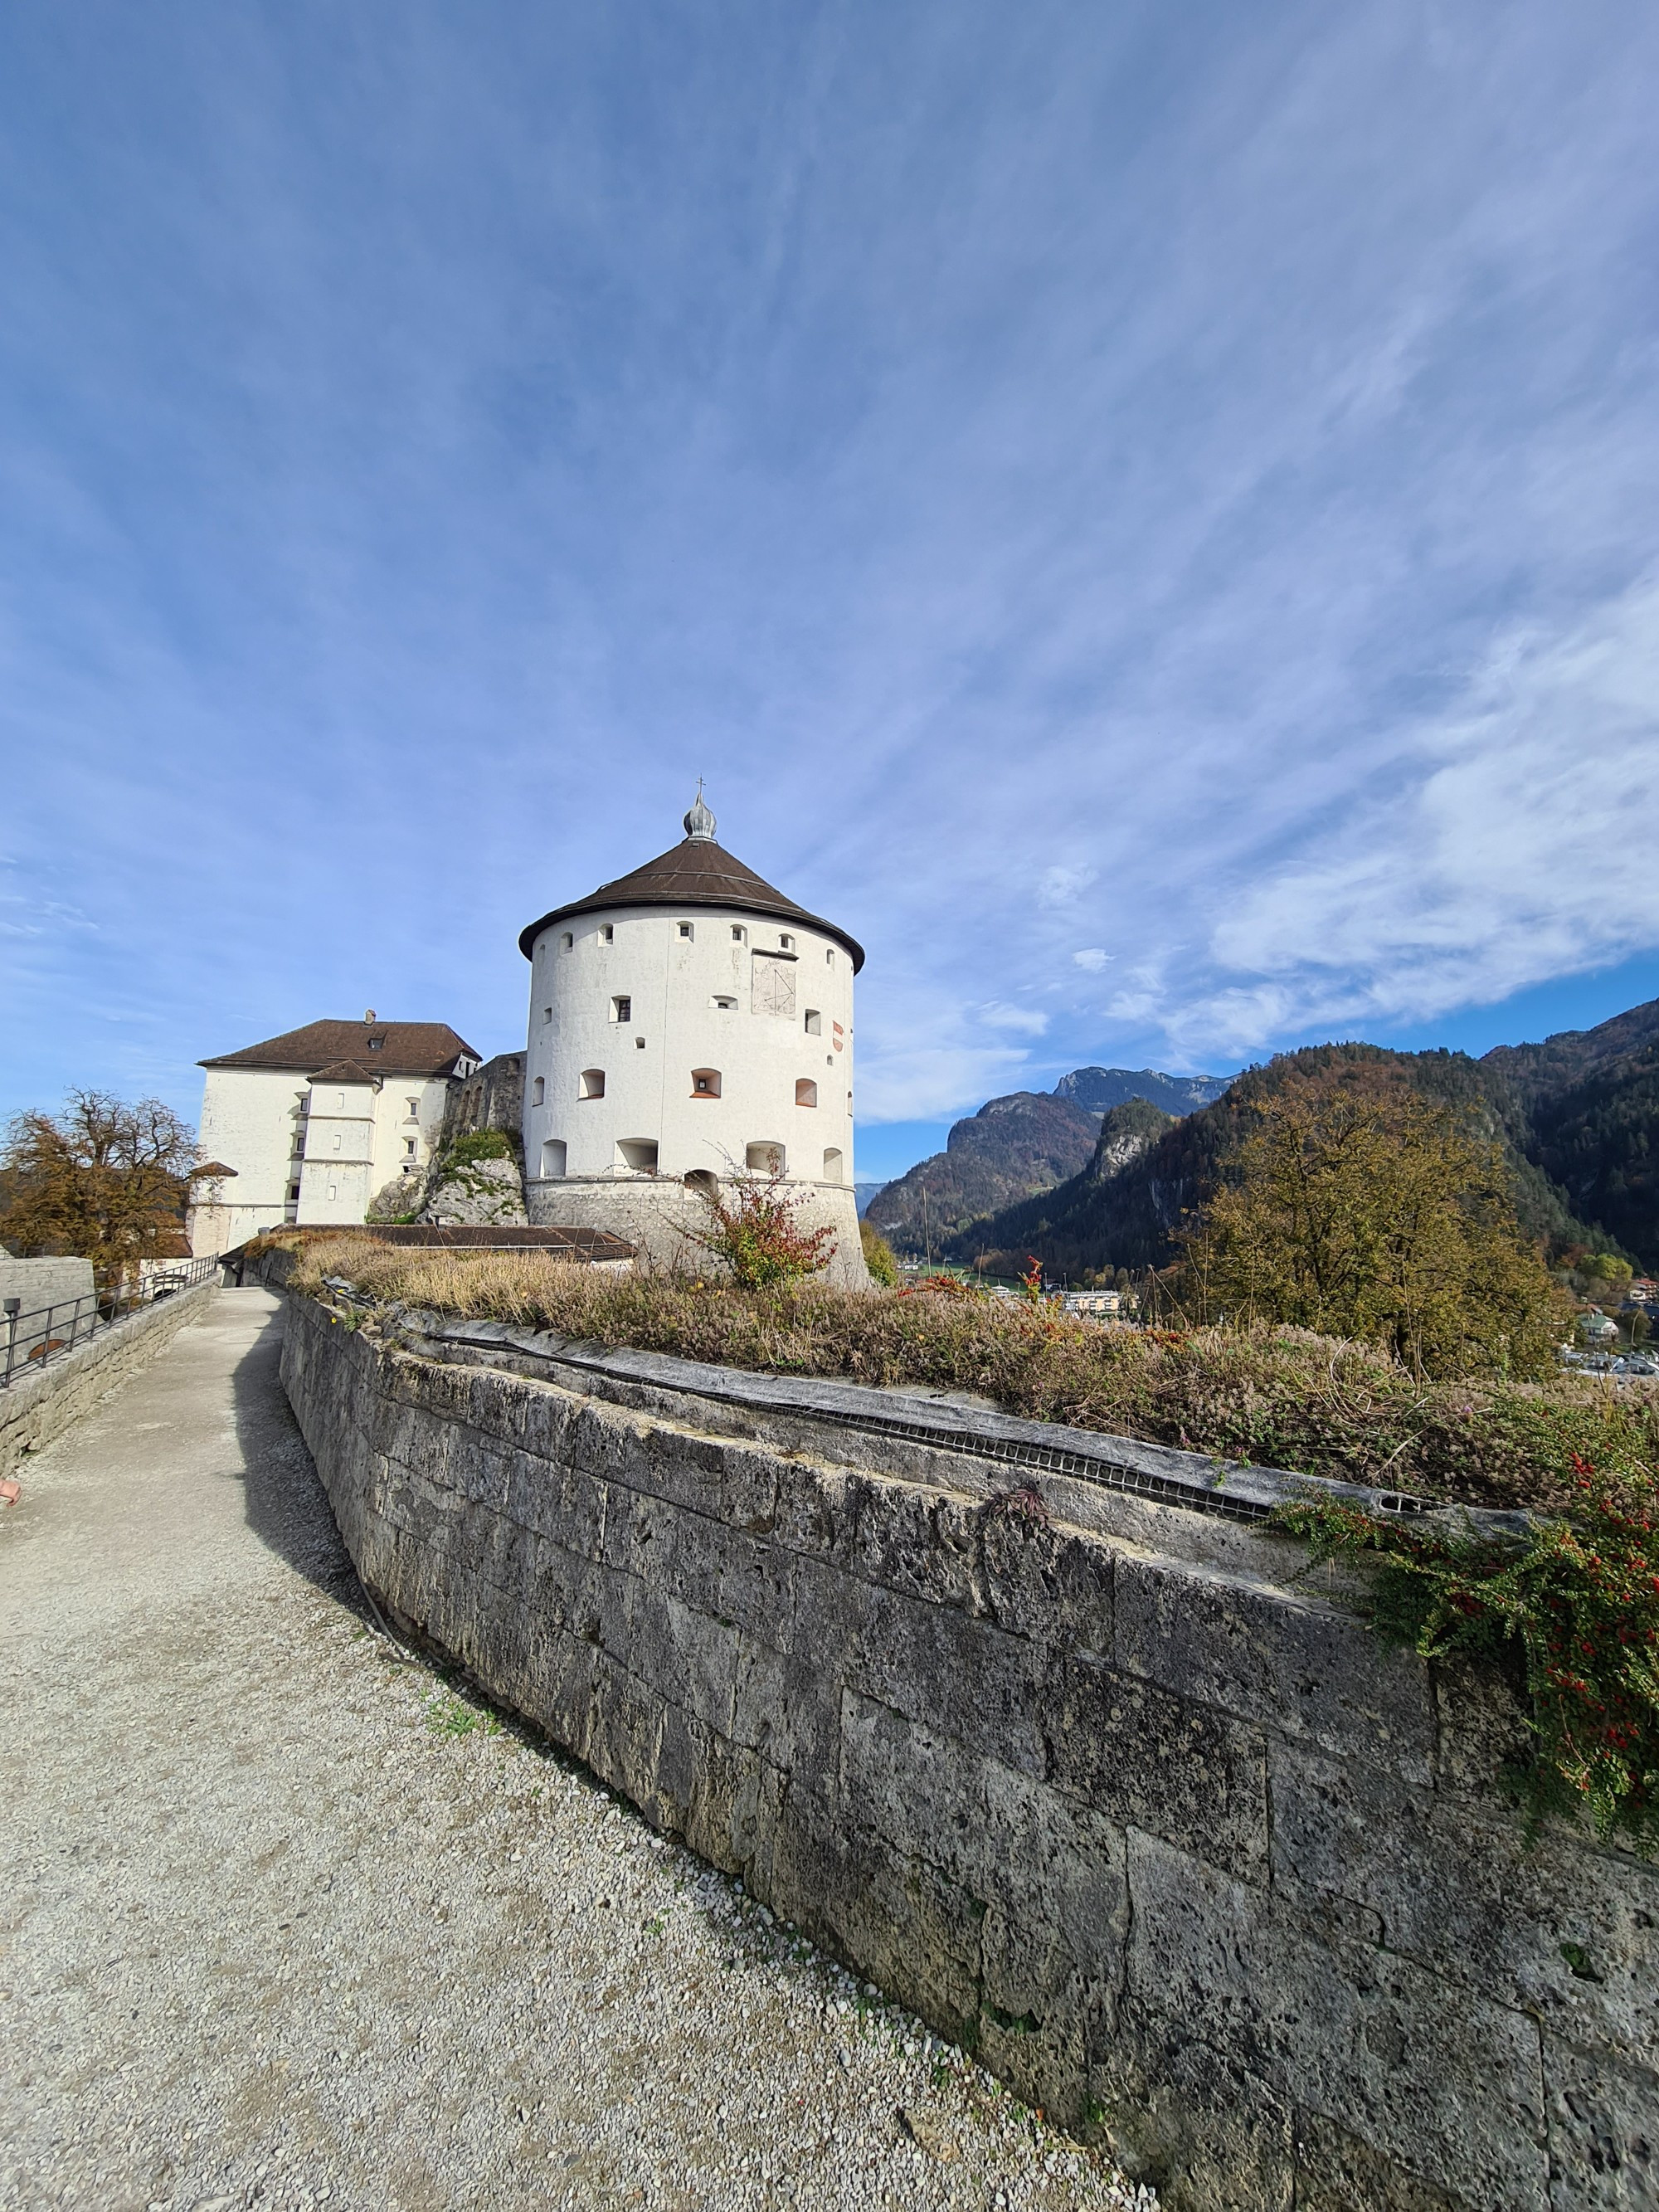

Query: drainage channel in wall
[385,1306,1493,1535]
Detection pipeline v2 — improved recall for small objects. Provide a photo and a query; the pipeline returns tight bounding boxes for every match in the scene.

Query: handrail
[1,1255,221,1388]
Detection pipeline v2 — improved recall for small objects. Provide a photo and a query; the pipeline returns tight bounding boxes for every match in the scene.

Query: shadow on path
[226,1293,368,1618]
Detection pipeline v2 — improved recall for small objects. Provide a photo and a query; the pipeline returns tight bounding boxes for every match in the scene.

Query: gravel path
[2,1288,1154,2212]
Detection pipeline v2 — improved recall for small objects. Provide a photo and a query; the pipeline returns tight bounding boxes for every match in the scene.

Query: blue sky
[4,2,1659,1185]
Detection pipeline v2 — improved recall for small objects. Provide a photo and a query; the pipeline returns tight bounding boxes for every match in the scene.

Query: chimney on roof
[364,1009,376,1022]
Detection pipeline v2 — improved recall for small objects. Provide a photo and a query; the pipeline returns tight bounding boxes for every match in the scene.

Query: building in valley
[516,793,868,1285]
[187,1018,481,1255]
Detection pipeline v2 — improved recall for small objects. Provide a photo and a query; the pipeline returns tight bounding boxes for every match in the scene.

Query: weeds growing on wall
[678,1167,839,1290]
[1273,1460,1659,1849]
[259,1231,1659,1515]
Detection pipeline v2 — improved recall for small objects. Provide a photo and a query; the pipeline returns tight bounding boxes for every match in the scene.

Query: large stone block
[1271,1744,1659,2064]
[1125,1830,1550,2210]
[1087,2024,1296,2212]
[1114,1552,1435,1783]
[1049,1656,1270,1876]
[844,1579,1048,1778]
[1543,2031,1659,2210]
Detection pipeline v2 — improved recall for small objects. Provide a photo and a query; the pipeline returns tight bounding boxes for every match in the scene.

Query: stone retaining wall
[0,1278,219,1477]
[279,1289,1659,2211]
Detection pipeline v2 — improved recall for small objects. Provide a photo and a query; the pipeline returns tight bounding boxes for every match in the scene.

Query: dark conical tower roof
[518,800,864,970]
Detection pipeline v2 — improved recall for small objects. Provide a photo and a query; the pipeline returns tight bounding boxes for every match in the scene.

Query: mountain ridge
[866,1065,1227,1255]
[943,1007,1659,1277]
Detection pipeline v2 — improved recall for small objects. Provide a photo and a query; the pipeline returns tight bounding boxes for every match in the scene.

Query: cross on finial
[684,781,718,841]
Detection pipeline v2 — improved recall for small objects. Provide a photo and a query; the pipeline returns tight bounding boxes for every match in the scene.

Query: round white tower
[518,796,868,1286]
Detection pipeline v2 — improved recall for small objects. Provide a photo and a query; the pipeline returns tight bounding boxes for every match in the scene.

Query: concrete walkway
[2,1289,1148,2212]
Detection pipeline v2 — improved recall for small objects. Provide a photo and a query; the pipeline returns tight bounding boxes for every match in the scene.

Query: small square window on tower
[690,1069,722,1099]
[678,920,694,940]
[795,1079,818,1108]
[612,995,631,1024]
[804,1010,821,1035]
[732,924,746,943]
[780,933,794,951]
[560,933,573,952]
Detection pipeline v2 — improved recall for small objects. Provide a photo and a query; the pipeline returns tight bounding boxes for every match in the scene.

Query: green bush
[860,1218,900,1287]
[446,1129,516,1165]
[1274,1461,1659,1849]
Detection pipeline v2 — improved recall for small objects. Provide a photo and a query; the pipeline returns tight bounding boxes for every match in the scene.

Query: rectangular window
[804,1010,821,1035]
[542,1006,552,1025]
[532,1076,545,1106]
[560,933,573,952]
[732,924,746,942]
[406,1099,420,1118]
[678,921,694,940]
[612,995,631,1024]
[541,1138,567,1179]
[328,1183,337,1201]
[333,1134,341,1151]
[795,1079,818,1108]
[599,923,614,943]
[404,1138,416,1156]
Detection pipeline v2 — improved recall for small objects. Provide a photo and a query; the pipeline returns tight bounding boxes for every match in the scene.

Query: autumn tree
[1179,1066,1568,1378]
[0,1091,197,1279]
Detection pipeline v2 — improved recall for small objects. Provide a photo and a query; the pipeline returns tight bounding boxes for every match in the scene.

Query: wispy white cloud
[978,1002,1048,1035]
[2,2,1657,1145]
[1191,575,1659,1049]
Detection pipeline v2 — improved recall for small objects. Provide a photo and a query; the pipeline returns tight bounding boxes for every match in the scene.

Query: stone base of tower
[523,1177,870,1291]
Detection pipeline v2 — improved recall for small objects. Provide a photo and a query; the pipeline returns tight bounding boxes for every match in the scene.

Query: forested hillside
[867,1064,1228,1255]
[864,1090,1100,1252]
[1482,998,1659,1269]
[946,1041,1626,1279]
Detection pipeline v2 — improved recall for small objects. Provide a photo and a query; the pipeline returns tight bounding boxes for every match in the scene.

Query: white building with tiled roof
[187,1017,481,1254]
[517,794,868,1286]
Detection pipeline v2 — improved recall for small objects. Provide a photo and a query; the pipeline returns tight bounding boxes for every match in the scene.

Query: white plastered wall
[188,1067,310,1254]
[187,1065,455,1253]
[521,903,855,1186]
[520,902,866,1285]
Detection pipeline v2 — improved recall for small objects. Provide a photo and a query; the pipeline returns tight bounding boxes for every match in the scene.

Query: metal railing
[1,1255,222,1389]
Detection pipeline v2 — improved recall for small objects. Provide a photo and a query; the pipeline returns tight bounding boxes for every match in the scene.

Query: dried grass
[269,1231,1659,1513]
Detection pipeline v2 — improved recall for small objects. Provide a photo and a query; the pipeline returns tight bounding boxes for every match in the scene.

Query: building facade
[187,1019,481,1255]
[518,796,868,1286]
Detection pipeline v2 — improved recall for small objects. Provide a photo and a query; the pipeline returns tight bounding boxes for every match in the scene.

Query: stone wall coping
[392,1305,1534,1540]
[0,1276,220,1476]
